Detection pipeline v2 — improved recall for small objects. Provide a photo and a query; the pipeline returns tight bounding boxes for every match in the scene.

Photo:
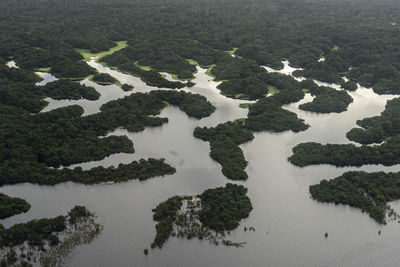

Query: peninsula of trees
[310,171,400,224]
[0,193,31,219]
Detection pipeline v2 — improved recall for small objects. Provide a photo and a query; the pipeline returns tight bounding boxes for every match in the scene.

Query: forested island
[91,73,120,85]
[0,206,102,266]
[288,135,400,167]
[299,86,353,114]
[41,79,100,100]
[150,184,252,249]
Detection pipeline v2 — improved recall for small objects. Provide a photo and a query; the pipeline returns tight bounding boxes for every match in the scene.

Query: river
[2,60,400,266]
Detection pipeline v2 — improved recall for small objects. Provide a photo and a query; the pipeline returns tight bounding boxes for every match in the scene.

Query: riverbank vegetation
[101,50,192,89]
[151,184,252,249]
[42,79,100,100]
[91,73,119,85]
[199,183,253,232]
[194,121,254,180]
[245,97,309,132]
[149,90,216,119]
[121,84,134,91]
[346,97,400,144]
[0,63,99,113]
[289,134,400,167]
[151,196,184,249]
[0,206,103,266]
[299,86,353,113]
[310,171,400,224]
[0,193,30,219]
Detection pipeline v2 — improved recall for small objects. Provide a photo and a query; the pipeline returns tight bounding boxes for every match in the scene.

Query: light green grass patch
[227,47,238,55]
[186,59,199,65]
[37,67,51,72]
[234,93,249,100]
[239,103,253,109]
[332,45,340,51]
[134,61,152,71]
[205,66,216,78]
[171,73,195,81]
[302,88,310,93]
[267,85,280,95]
[235,118,246,124]
[77,41,128,61]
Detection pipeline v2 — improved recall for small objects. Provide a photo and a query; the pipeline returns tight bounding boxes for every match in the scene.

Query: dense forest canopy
[0,0,400,93]
[310,171,400,224]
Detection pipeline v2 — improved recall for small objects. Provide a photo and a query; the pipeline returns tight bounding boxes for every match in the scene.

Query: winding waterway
[2,59,400,266]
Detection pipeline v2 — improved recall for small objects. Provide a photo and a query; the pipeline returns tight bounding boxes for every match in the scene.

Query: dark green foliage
[0,64,47,113]
[217,76,269,100]
[199,184,253,232]
[0,0,400,94]
[0,64,99,113]
[289,134,400,167]
[68,205,92,224]
[310,171,400,224]
[210,138,249,181]
[1,158,175,186]
[245,98,308,132]
[101,39,202,80]
[340,80,358,91]
[293,65,344,84]
[151,196,183,249]
[217,72,304,101]
[42,79,100,100]
[151,184,253,248]
[211,56,264,81]
[121,83,133,91]
[195,121,254,145]
[194,121,254,180]
[149,90,215,119]
[239,76,309,132]
[101,53,188,89]
[0,91,181,185]
[91,73,118,85]
[299,86,353,113]
[346,98,400,144]
[48,234,60,246]
[0,193,30,219]
[52,58,96,79]
[0,206,92,247]
[0,215,66,247]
